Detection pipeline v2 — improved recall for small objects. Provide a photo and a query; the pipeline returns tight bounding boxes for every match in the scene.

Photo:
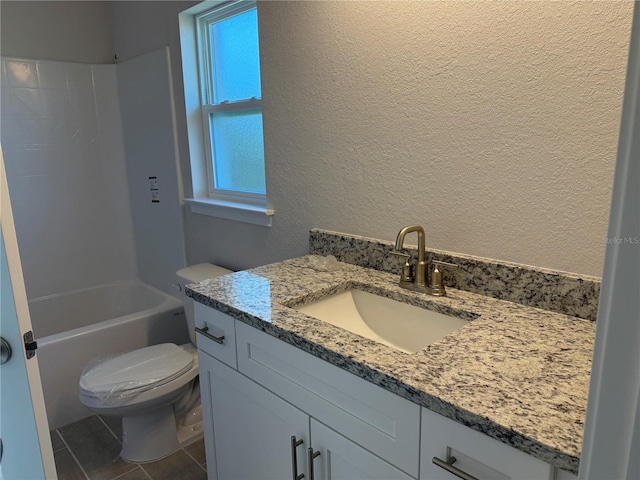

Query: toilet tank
[176,264,233,344]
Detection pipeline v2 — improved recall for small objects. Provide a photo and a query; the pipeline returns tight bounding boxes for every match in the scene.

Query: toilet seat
[79,343,196,407]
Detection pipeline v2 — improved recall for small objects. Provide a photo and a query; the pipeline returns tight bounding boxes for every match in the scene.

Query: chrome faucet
[391,224,458,296]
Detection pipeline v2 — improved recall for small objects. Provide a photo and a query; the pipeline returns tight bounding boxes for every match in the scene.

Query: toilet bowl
[78,264,232,463]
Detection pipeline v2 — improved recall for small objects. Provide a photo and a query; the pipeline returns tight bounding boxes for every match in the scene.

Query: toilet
[79,264,232,463]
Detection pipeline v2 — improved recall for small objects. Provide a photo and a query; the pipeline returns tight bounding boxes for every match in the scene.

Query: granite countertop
[186,256,595,474]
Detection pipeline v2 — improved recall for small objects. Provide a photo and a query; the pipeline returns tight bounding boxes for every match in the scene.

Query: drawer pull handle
[290,436,304,480]
[308,448,320,480]
[432,455,479,480]
[195,326,225,345]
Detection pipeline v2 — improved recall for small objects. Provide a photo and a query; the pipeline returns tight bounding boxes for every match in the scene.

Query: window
[181,1,273,226]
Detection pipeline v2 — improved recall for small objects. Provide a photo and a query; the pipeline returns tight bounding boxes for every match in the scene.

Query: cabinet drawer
[194,302,237,369]
[420,406,554,480]
[235,321,420,478]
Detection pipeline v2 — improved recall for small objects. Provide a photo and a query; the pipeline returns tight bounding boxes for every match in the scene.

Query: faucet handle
[432,260,458,270]
[390,251,411,261]
[390,251,414,283]
[430,261,459,297]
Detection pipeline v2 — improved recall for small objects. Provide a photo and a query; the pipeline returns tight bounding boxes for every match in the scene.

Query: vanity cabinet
[198,350,412,480]
[196,303,563,480]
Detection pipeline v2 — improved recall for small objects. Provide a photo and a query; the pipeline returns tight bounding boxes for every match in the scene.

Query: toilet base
[120,403,203,463]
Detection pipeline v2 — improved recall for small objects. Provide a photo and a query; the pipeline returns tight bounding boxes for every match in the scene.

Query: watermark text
[604,236,639,245]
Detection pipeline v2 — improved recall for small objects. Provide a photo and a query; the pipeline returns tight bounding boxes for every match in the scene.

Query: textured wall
[258,1,631,277]
[0,1,113,64]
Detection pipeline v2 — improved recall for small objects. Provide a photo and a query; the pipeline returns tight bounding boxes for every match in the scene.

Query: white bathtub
[30,281,189,429]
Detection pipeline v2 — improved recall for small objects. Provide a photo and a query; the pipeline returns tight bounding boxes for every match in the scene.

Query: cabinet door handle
[195,326,225,344]
[290,436,304,480]
[307,447,321,480]
[432,455,479,480]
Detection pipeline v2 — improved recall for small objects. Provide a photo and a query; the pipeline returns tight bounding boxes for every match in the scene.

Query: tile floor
[50,415,207,480]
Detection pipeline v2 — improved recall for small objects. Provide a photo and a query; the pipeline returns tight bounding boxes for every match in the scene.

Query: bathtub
[30,281,189,430]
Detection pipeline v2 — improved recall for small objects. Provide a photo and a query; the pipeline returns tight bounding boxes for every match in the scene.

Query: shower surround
[1,56,136,300]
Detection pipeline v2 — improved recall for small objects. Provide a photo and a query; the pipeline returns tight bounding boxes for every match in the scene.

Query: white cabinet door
[310,419,415,480]
[420,407,553,480]
[199,350,310,480]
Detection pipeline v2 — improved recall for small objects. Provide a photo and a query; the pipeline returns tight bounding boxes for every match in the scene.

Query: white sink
[294,289,471,353]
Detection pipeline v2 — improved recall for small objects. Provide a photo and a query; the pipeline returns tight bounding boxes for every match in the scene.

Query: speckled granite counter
[186,256,595,474]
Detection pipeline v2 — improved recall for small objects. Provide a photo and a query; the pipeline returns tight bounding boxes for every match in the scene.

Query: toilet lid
[79,343,194,399]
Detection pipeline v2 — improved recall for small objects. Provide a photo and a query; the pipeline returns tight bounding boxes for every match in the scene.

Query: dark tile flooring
[50,415,207,480]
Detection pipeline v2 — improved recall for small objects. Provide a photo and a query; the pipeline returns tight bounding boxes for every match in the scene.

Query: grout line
[109,463,139,480]
[51,430,67,453]
[137,464,153,479]
[182,447,207,472]
[55,428,91,480]
[96,415,122,445]
[93,416,142,479]
[111,466,148,480]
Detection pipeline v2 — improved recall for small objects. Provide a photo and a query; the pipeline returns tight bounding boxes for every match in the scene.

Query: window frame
[195,0,267,205]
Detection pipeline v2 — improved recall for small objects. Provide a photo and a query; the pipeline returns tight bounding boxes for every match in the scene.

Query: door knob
[1,337,11,365]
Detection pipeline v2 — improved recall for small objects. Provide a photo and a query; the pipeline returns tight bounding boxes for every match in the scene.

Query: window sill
[184,198,274,227]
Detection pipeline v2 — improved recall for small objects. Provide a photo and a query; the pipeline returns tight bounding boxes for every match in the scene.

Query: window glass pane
[210,110,266,194]
[209,9,261,102]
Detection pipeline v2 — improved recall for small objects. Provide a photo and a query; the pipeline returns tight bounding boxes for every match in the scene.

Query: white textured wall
[0,1,113,64]
[184,1,632,277]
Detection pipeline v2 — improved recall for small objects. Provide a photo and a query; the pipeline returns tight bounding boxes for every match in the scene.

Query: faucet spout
[394,225,426,261]
[394,225,427,287]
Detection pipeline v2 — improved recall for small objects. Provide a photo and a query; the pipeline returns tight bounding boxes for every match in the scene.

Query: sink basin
[294,289,471,353]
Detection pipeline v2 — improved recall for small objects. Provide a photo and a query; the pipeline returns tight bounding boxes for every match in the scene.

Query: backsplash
[309,229,600,321]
